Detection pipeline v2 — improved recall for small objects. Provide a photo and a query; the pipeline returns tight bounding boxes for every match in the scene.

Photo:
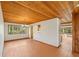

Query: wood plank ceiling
[1,1,79,24]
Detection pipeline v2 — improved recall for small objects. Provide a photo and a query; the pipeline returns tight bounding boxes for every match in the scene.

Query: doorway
[60,22,72,55]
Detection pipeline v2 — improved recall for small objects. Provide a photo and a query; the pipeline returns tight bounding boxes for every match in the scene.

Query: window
[60,26,72,35]
[8,25,29,34]
[64,27,72,34]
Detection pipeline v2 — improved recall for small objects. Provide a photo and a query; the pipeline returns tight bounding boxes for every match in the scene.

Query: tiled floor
[3,36,79,57]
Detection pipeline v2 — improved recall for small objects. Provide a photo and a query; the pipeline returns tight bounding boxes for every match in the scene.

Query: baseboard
[34,39,60,48]
[4,37,30,42]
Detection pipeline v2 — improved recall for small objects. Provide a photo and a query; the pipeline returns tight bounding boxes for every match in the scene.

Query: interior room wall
[0,2,4,56]
[30,18,61,47]
[4,22,29,41]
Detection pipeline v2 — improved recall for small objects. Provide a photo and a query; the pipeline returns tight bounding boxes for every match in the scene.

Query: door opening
[60,22,72,54]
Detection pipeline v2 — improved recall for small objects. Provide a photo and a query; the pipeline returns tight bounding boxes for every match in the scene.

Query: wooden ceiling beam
[61,21,72,24]
[40,2,59,17]
[15,1,53,18]
[52,2,67,22]
[58,2,71,22]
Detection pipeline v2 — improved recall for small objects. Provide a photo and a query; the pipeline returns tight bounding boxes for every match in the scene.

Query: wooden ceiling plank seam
[59,2,70,21]
[52,2,68,21]
[58,2,70,22]
[40,2,59,17]
[42,2,59,16]
[47,2,62,17]
[34,1,56,17]
[65,2,72,18]
[15,2,52,18]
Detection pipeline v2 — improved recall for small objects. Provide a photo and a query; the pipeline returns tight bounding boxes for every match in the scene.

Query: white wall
[31,18,61,47]
[4,23,29,41]
[0,2,4,56]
